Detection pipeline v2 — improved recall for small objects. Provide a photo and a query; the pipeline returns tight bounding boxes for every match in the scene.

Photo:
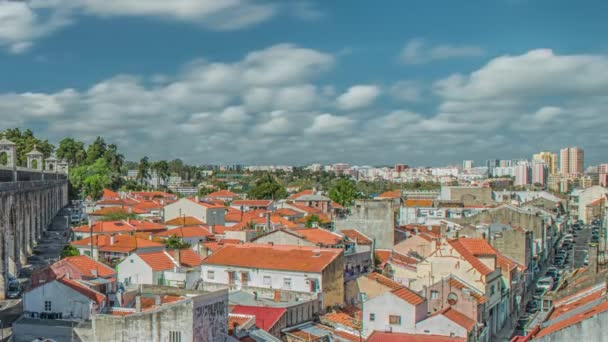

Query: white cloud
[336,85,381,110]
[306,113,355,134]
[400,38,485,64]
[0,0,321,52]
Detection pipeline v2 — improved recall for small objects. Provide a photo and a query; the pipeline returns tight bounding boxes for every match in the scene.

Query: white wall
[164,198,208,222]
[362,291,418,337]
[201,264,321,294]
[117,254,154,286]
[415,314,468,338]
[24,281,95,320]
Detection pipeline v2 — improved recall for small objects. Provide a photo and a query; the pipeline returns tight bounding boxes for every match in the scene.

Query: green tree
[137,156,151,185]
[2,128,55,166]
[152,160,170,189]
[98,211,139,221]
[60,244,80,258]
[305,214,322,228]
[56,138,87,166]
[329,177,358,207]
[70,158,113,200]
[85,136,107,165]
[164,235,192,249]
[248,173,287,200]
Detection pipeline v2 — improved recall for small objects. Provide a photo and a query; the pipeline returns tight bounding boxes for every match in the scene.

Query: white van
[537,276,554,291]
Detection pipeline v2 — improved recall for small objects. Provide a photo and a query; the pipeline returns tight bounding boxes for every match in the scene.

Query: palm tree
[137,156,151,186]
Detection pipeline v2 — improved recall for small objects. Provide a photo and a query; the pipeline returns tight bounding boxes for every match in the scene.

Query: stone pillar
[0,195,5,299]
[26,147,44,171]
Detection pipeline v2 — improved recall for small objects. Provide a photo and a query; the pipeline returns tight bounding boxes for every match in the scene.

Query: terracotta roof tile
[321,311,361,329]
[90,206,130,216]
[231,305,286,331]
[73,220,135,234]
[535,300,608,338]
[155,226,212,238]
[376,190,402,199]
[140,294,184,311]
[274,208,302,217]
[232,200,272,207]
[206,190,238,199]
[188,198,226,209]
[102,189,120,200]
[202,244,342,273]
[374,250,391,268]
[404,199,434,207]
[340,229,372,245]
[129,220,167,232]
[448,277,488,304]
[61,255,116,278]
[292,228,343,246]
[137,251,176,271]
[434,306,476,331]
[367,332,466,342]
[71,235,164,253]
[391,286,425,306]
[366,273,402,290]
[447,238,494,276]
[179,249,204,267]
[289,189,313,199]
[164,216,204,226]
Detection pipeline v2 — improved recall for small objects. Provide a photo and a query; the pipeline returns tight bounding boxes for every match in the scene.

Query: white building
[163,197,226,224]
[117,249,203,289]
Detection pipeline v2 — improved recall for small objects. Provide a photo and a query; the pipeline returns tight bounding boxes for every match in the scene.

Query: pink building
[532,161,548,186]
[559,147,584,176]
[514,163,531,186]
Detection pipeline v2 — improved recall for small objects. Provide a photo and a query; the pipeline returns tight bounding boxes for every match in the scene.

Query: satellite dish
[447,292,458,305]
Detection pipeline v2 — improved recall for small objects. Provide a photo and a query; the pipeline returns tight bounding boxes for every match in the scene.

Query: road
[568,226,591,270]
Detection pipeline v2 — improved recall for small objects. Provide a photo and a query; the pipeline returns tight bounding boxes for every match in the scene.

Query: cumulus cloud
[0,0,320,52]
[336,85,381,110]
[389,81,423,102]
[400,38,485,64]
[3,47,608,164]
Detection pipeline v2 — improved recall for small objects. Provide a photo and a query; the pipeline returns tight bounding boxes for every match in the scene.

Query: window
[491,285,496,295]
[283,277,292,289]
[207,270,215,280]
[241,272,249,286]
[169,331,182,342]
[369,313,375,321]
[44,301,52,311]
[263,276,271,286]
[389,315,401,325]
[228,271,236,285]
[430,290,439,299]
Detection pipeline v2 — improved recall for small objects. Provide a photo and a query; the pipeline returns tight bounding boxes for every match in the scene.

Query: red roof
[289,189,313,199]
[179,249,204,267]
[367,273,402,290]
[391,286,425,306]
[202,240,240,252]
[453,237,523,273]
[340,229,372,245]
[188,198,226,209]
[206,190,238,199]
[129,220,167,232]
[71,235,164,253]
[90,206,130,216]
[155,226,213,238]
[231,305,286,331]
[73,221,135,234]
[232,200,272,207]
[292,228,343,245]
[58,277,106,305]
[535,300,608,338]
[367,332,466,342]
[61,255,116,278]
[102,189,120,200]
[140,294,184,311]
[132,201,164,213]
[321,311,361,329]
[164,216,204,226]
[137,251,177,271]
[447,238,494,276]
[374,249,392,268]
[432,306,476,331]
[274,208,301,217]
[448,277,488,304]
[376,190,401,199]
[202,244,342,273]
[404,199,434,207]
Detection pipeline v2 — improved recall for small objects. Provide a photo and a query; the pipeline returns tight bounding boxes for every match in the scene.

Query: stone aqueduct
[0,136,69,298]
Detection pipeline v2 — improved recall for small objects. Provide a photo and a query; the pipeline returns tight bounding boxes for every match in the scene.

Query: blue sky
[1,0,608,166]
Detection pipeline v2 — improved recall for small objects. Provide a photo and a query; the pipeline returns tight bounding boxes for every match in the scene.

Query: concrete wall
[362,291,423,337]
[534,307,608,342]
[442,186,494,206]
[427,278,485,323]
[24,280,95,320]
[321,251,344,308]
[335,200,395,249]
[117,254,154,285]
[252,230,316,247]
[13,318,79,342]
[0,179,68,297]
[164,198,225,225]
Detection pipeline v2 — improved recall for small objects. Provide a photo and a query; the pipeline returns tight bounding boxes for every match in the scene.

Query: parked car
[584,254,589,266]
[6,281,21,299]
[533,287,546,300]
[526,300,539,313]
[546,267,560,281]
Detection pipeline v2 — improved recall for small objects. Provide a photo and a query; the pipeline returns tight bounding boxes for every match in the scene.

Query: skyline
[2,1,608,165]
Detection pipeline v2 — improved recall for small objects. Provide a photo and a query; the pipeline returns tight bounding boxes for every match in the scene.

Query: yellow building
[533,152,558,174]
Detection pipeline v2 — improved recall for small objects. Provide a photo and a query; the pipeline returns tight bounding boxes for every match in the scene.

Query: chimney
[66,272,70,279]
[173,249,181,266]
[110,234,115,245]
[195,195,200,202]
[209,224,214,234]
[266,213,271,231]
[274,290,281,302]
[135,296,142,312]
[155,295,161,307]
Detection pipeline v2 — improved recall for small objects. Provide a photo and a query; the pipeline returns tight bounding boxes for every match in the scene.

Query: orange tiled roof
[202,240,240,252]
[71,235,164,253]
[90,206,130,216]
[58,277,105,305]
[447,238,493,276]
[404,199,434,207]
[434,306,476,331]
[289,189,313,199]
[367,332,465,342]
[73,221,135,234]
[374,250,392,268]
[155,226,212,238]
[131,191,175,199]
[202,244,342,273]
[448,277,488,304]
[164,216,204,226]
[274,208,302,217]
[340,229,372,245]
[367,272,402,290]
[137,251,176,271]
[548,287,606,321]
[102,189,120,200]
[231,305,286,331]
[206,190,238,198]
[392,286,425,306]
[129,220,167,232]
[232,200,272,207]
[132,201,164,213]
[289,203,324,215]
[455,237,523,272]
[61,255,116,278]
[232,214,300,230]
[228,313,255,332]
[321,311,361,329]
[188,198,226,209]
[140,295,184,311]
[292,228,343,246]
[179,249,204,267]
[535,300,608,338]
[376,190,402,199]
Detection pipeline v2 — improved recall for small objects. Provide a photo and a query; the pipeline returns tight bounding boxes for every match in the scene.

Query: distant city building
[332,163,350,176]
[532,161,548,186]
[559,147,584,176]
[394,164,409,173]
[462,160,474,170]
[514,162,531,186]
[533,152,558,174]
[499,159,513,168]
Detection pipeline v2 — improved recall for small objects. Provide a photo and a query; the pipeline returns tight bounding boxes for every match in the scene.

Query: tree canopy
[70,158,113,200]
[329,177,358,207]
[163,235,192,249]
[2,128,54,166]
[247,173,287,200]
[60,244,80,258]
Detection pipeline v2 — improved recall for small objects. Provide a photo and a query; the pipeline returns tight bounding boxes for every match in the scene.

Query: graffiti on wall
[193,290,229,342]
